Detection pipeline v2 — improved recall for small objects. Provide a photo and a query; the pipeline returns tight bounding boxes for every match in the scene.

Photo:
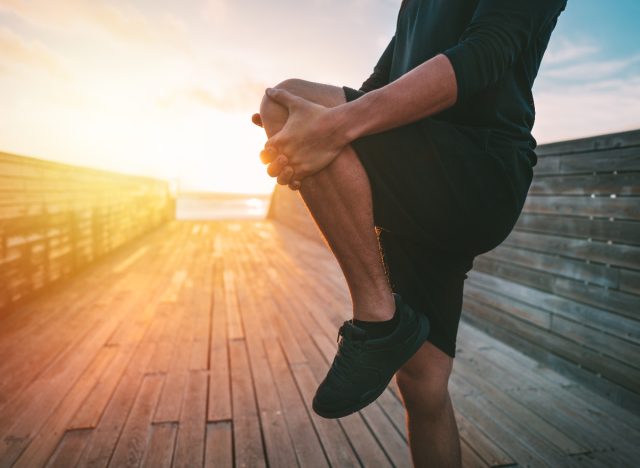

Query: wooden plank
[204,422,233,468]
[263,338,329,467]
[502,230,640,272]
[464,283,551,329]
[453,412,514,467]
[482,244,620,289]
[75,342,156,467]
[467,271,640,344]
[229,226,299,468]
[515,213,640,246]
[12,346,117,468]
[0,297,147,464]
[172,370,208,468]
[534,145,640,175]
[456,352,639,467]
[460,439,490,468]
[472,257,640,322]
[45,429,92,468]
[289,361,361,467]
[529,172,640,196]
[109,373,164,467]
[453,356,589,456]
[459,321,640,436]
[208,255,232,422]
[229,339,266,467]
[534,129,640,156]
[523,195,640,221]
[551,314,639,366]
[222,269,244,341]
[451,381,550,465]
[140,423,177,468]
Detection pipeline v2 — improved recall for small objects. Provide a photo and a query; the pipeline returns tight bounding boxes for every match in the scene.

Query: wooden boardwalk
[0,220,638,467]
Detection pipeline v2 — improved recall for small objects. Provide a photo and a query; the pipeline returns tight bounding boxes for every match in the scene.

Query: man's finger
[277,165,294,186]
[289,179,302,191]
[267,155,289,177]
[265,87,299,109]
[260,148,276,164]
[252,113,263,127]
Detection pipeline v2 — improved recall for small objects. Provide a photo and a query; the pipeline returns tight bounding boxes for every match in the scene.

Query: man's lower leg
[260,94,395,322]
[406,392,462,467]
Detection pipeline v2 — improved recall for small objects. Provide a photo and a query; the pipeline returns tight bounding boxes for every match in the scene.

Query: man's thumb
[265,87,297,108]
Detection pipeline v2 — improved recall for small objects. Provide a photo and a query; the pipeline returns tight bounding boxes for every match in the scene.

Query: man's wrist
[327,98,370,145]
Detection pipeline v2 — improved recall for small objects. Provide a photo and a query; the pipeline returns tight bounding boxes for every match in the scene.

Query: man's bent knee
[260,78,346,138]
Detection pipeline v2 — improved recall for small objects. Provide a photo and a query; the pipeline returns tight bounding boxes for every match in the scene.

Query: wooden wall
[0,152,174,311]
[463,129,640,413]
[266,129,640,412]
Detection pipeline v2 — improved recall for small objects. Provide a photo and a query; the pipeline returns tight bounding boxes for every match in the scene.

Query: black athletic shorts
[343,86,533,358]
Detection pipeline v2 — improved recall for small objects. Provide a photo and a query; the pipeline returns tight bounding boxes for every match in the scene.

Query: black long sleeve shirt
[359,0,567,167]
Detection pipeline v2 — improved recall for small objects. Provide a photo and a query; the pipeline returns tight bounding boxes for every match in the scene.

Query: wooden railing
[0,151,174,311]
[463,129,640,412]
[266,129,640,412]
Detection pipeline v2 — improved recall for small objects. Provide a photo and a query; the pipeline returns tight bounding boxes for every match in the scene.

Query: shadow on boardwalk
[0,220,638,467]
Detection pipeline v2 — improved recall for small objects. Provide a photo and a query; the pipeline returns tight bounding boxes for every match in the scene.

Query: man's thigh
[274,79,347,108]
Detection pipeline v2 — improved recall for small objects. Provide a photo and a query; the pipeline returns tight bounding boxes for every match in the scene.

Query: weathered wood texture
[467,129,640,413]
[0,151,174,311]
[267,129,640,413]
[1,220,638,467]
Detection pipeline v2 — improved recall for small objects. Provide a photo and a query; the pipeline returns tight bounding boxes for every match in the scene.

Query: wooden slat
[229,338,267,467]
[523,194,640,220]
[534,145,640,175]
[529,172,640,195]
[141,423,177,468]
[473,257,640,320]
[503,230,640,271]
[172,371,208,467]
[468,271,640,344]
[263,338,329,467]
[204,422,233,468]
[109,374,164,467]
[45,429,92,468]
[515,213,640,246]
[535,129,640,157]
[483,244,619,289]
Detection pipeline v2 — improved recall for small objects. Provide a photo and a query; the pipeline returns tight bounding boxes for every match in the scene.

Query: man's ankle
[352,293,396,321]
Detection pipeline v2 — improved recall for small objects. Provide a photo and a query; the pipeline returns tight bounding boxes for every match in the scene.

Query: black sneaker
[312,293,430,419]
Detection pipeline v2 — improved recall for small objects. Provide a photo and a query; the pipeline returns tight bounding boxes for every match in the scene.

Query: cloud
[533,76,640,143]
[542,38,599,66]
[202,0,229,24]
[158,79,268,113]
[542,54,640,81]
[0,26,68,78]
[0,0,189,49]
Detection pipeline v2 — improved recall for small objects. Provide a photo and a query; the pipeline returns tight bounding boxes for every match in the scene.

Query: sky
[0,0,638,195]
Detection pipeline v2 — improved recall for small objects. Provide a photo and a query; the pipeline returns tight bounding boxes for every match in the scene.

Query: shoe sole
[312,311,430,419]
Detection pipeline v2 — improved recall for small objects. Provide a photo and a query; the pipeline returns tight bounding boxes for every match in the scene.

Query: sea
[175,193,271,220]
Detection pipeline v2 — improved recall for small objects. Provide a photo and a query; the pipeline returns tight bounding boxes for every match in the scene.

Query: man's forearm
[333,54,458,143]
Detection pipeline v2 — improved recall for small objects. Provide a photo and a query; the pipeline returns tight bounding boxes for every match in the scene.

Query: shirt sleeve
[442,0,567,103]
[359,35,396,93]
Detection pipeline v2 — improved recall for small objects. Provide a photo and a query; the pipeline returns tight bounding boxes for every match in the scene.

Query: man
[253,0,567,465]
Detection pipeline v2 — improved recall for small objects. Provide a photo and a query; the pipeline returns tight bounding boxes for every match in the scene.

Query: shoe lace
[329,323,365,384]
